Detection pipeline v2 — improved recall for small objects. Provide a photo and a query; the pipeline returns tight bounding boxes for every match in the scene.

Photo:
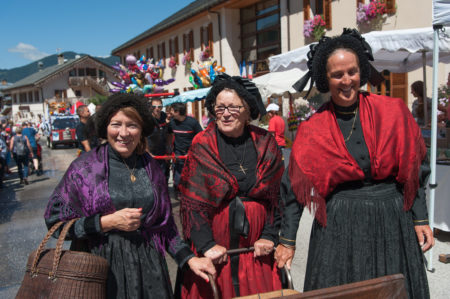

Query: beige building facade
[112,0,449,120]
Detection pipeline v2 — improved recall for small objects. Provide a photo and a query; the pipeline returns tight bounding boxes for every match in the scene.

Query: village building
[111,0,449,123]
[2,54,117,124]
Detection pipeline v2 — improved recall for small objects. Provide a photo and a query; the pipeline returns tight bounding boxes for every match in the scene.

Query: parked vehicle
[42,114,80,149]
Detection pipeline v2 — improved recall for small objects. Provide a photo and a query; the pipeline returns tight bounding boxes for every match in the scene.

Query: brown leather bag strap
[31,221,65,274]
[49,218,78,280]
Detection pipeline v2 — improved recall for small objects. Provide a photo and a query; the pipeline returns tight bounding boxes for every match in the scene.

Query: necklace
[122,157,137,183]
[344,107,358,142]
[238,140,248,174]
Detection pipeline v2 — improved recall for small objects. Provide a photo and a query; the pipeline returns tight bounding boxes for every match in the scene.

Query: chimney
[38,61,44,71]
[57,53,64,65]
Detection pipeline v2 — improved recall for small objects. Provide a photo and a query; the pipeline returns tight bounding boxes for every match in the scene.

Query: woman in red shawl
[275,29,434,298]
[177,74,284,298]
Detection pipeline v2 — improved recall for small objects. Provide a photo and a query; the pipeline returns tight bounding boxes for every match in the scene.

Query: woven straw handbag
[16,219,109,299]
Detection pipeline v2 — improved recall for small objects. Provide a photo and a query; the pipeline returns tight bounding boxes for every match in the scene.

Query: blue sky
[0,0,194,70]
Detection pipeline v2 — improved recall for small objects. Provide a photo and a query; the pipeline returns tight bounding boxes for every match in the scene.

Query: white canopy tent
[252,68,308,101]
[428,0,450,271]
[269,27,450,74]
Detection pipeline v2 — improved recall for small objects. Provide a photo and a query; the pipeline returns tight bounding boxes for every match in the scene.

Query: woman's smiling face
[107,110,142,158]
[326,49,361,107]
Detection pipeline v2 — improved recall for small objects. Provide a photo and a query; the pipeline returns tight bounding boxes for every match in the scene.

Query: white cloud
[8,42,49,61]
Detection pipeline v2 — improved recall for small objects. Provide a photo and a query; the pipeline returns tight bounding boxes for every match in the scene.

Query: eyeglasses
[214,105,244,115]
[152,105,163,109]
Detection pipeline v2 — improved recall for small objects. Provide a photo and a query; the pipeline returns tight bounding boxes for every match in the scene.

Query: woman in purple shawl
[44,94,215,299]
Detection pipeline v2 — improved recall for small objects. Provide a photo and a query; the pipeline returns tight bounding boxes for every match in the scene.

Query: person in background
[411,80,432,127]
[76,105,97,153]
[22,121,40,175]
[10,126,33,185]
[45,94,215,299]
[266,103,286,151]
[1,127,12,175]
[167,102,203,197]
[0,128,7,188]
[276,29,433,298]
[147,98,171,182]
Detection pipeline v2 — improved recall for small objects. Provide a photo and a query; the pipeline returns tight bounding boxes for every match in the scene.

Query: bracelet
[413,219,429,223]
[279,236,296,242]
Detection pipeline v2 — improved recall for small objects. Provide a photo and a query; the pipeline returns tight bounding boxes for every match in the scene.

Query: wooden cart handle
[207,247,294,298]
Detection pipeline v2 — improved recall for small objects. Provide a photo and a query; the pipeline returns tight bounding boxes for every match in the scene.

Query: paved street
[0,143,449,298]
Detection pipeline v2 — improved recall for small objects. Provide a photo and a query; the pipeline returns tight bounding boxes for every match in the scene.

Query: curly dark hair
[312,34,371,93]
[95,93,156,139]
[205,75,265,120]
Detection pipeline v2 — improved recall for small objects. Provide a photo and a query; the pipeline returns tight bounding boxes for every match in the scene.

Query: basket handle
[31,219,78,279]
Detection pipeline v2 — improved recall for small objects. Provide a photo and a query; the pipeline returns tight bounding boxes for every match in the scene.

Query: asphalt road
[0,143,448,298]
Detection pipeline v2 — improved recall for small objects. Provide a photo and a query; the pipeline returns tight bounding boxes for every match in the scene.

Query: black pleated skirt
[304,182,429,299]
[91,232,173,299]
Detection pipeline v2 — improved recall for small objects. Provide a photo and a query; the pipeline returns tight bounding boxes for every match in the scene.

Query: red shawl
[179,122,284,238]
[289,92,426,227]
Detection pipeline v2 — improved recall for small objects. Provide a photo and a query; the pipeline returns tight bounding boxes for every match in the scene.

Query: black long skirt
[91,232,173,299]
[304,182,430,299]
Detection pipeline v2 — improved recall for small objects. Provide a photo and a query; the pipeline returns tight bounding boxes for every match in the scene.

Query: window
[200,23,214,56]
[86,68,96,77]
[19,92,27,104]
[99,69,105,78]
[183,31,194,61]
[157,43,166,63]
[75,90,82,97]
[78,68,85,76]
[34,91,40,103]
[69,69,76,77]
[367,71,407,105]
[240,0,280,75]
[169,37,179,64]
[28,91,33,103]
[304,0,332,30]
[54,90,67,99]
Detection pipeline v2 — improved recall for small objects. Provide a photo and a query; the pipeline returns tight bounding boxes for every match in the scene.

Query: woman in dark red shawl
[177,75,284,298]
[275,29,434,298]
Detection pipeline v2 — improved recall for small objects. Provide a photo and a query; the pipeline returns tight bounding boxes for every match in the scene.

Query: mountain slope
[0,52,120,83]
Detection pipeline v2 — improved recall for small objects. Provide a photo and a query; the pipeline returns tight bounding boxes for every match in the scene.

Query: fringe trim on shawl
[288,160,327,227]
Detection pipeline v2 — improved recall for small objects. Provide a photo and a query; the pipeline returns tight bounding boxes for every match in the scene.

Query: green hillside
[0,52,120,83]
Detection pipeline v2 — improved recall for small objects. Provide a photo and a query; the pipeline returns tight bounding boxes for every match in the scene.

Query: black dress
[46,146,194,299]
[280,101,430,298]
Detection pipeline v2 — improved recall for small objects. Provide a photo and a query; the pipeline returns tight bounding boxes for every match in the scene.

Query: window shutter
[384,0,396,14]
[324,0,332,29]
[150,47,154,59]
[183,34,187,53]
[174,36,179,64]
[390,73,408,105]
[357,0,364,4]
[169,39,173,56]
[162,42,166,60]
[303,0,311,21]
[208,23,214,57]
[200,26,204,50]
[189,30,194,61]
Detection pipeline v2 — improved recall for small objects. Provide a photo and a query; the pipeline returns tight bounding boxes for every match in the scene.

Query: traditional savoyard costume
[177,75,284,299]
[279,29,431,298]
[45,94,194,299]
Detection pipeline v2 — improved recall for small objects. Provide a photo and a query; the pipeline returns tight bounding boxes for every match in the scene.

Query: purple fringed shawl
[44,144,177,254]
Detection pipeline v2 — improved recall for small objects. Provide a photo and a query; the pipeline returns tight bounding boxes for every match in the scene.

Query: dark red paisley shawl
[289,92,426,227]
[179,122,284,239]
